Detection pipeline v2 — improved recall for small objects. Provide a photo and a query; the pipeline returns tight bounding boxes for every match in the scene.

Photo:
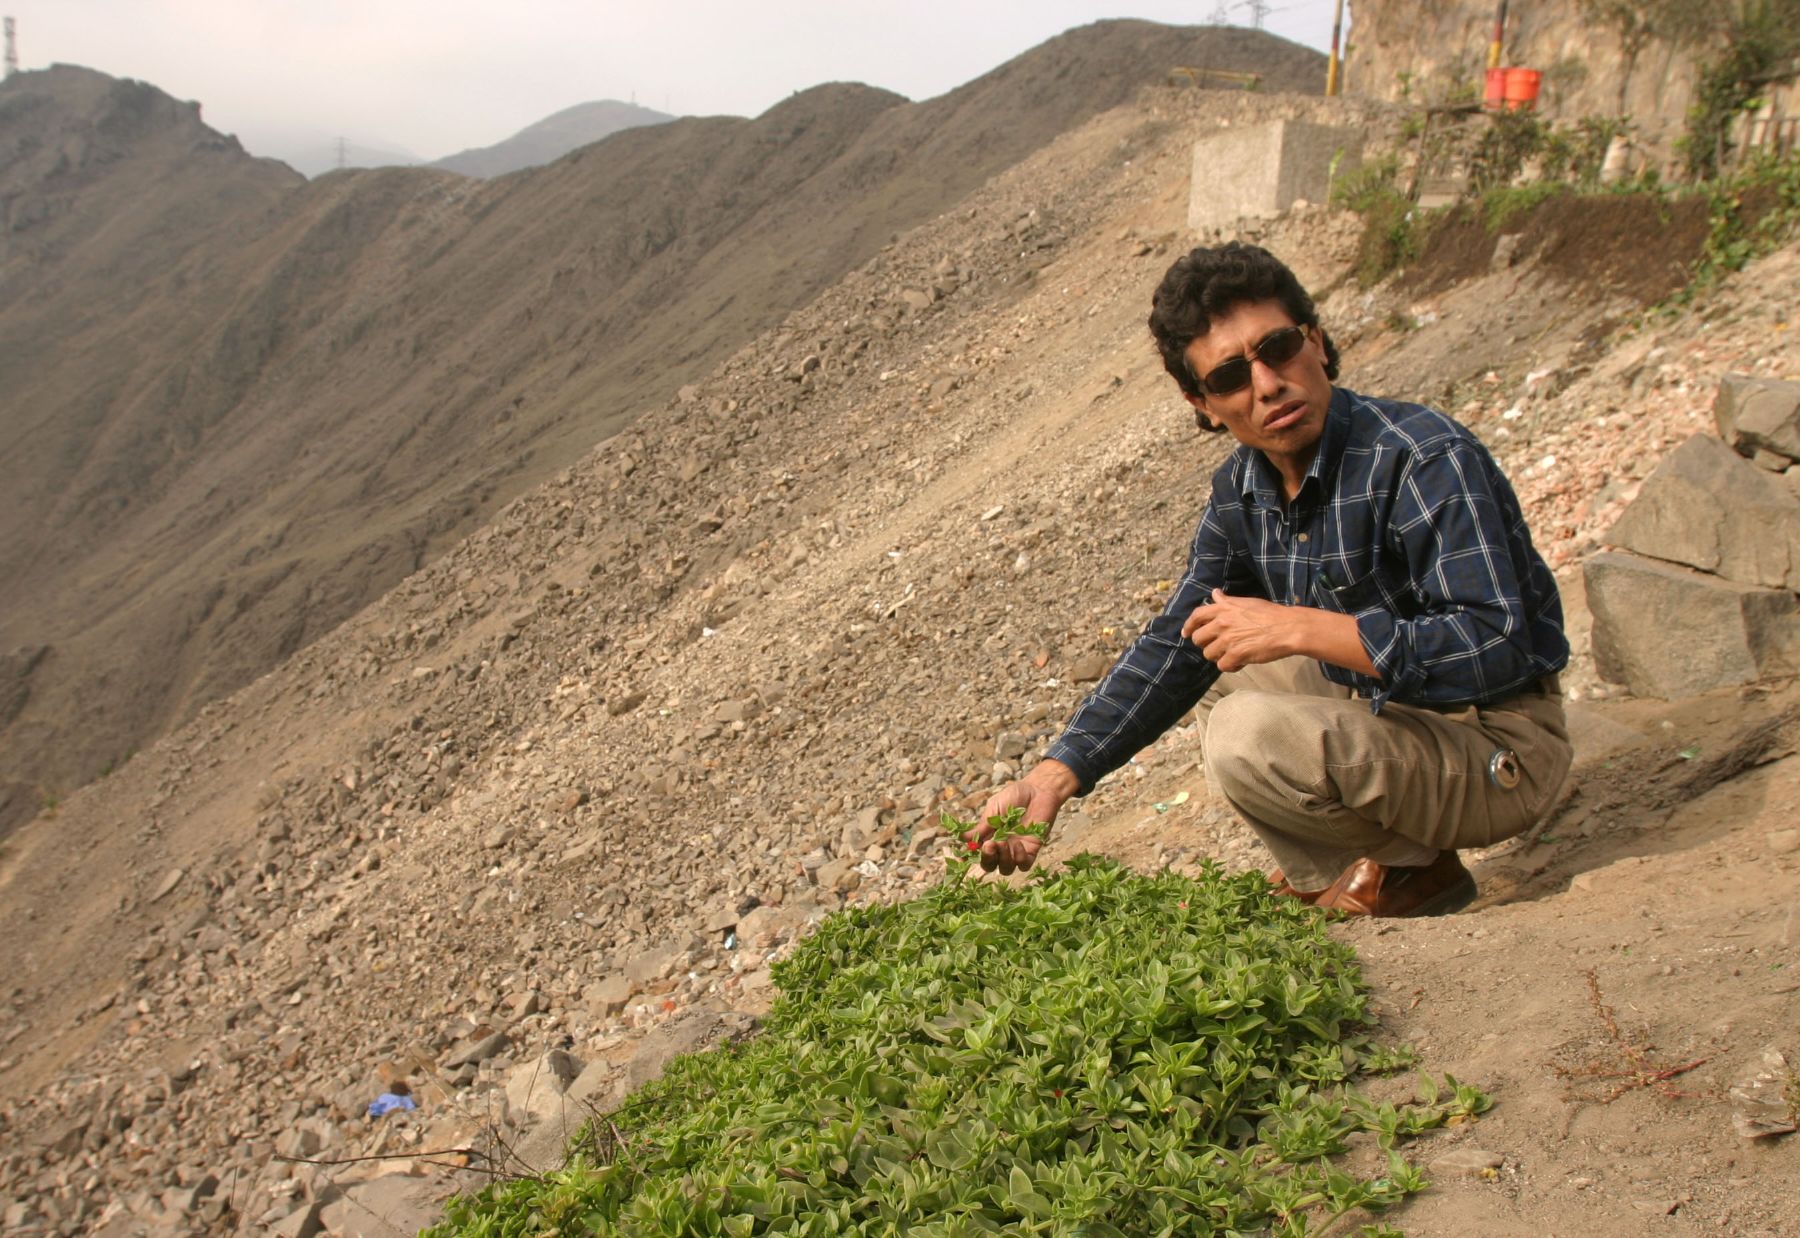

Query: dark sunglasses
[1195,325,1309,396]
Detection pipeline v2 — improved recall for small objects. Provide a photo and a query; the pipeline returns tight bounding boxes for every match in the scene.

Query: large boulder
[316,1174,455,1238]
[1605,433,1800,588]
[1584,551,1800,698]
[1714,373,1800,465]
[503,1049,584,1128]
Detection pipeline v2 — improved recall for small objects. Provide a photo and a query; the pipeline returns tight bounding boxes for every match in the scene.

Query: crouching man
[971,243,1572,916]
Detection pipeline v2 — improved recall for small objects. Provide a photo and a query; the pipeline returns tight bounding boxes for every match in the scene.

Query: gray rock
[606,691,646,717]
[622,941,684,987]
[504,1050,584,1127]
[317,1174,452,1238]
[1428,1147,1504,1178]
[1731,1048,1798,1139]
[273,1116,337,1161]
[815,857,861,893]
[583,973,633,1016]
[506,1059,619,1176]
[837,805,883,854]
[1585,551,1800,698]
[621,1008,760,1095]
[1715,373,1800,464]
[715,697,762,724]
[737,902,817,950]
[1069,653,1112,683]
[1605,433,1800,588]
[441,1030,510,1070]
[269,1198,325,1238]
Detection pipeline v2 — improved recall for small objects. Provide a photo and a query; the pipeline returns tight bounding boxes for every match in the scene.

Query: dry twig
[1553,970,1710,1103]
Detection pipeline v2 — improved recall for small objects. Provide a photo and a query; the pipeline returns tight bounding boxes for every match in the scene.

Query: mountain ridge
[0,20,1325,832]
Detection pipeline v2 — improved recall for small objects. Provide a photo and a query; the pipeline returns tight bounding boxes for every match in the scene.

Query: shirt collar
[1239,385,1351,511]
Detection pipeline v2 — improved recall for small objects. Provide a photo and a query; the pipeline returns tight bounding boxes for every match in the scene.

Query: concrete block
[1605,433,1800,589]
[1715,373,1800,464]
[1584,551,1800,699]
[1188,120,1363,233]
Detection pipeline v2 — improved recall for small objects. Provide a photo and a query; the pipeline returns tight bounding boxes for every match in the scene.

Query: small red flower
[1053,1089,1064,1098]
[966,839,981,852]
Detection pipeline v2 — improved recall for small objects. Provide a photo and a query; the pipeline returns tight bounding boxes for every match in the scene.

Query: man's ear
[1184,391,1218,431]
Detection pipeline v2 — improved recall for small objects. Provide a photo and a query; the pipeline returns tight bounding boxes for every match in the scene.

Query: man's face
[1181,298,1332,478]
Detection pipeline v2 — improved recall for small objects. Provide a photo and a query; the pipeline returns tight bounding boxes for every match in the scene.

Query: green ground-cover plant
[429,839,1485,1237]
[1693,152,1800,289]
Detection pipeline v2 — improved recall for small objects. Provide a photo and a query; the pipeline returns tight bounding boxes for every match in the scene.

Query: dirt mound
[0,23,1323,827]
[1403,190,1713,306]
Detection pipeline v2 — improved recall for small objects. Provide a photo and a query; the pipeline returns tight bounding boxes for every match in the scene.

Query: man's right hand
[965,758,1080,875]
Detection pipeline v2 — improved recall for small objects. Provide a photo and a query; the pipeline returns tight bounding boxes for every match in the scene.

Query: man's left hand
[1182,589,1380,678]
[1181,589,1299,671]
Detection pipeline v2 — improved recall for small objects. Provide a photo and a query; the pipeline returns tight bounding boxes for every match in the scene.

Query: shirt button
[1297,532,1310,543]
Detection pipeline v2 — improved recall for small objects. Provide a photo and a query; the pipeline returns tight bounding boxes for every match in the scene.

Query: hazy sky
[5,1,1350,161]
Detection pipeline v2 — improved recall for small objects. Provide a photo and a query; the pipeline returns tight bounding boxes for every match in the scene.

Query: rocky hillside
[3,54,1799,1233]
[0,22,1326,834]
[428,100,674,179]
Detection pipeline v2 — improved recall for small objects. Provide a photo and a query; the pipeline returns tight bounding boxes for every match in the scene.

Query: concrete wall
[1187,119,1364,233]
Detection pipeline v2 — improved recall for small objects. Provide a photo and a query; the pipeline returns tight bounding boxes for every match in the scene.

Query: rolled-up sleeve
[1355,442,1543,709]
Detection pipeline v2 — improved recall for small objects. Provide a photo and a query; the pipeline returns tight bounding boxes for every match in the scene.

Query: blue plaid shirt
[1045,386,1568,794]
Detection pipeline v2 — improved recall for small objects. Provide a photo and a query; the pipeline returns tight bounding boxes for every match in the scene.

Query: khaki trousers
[1196,658,1573,891]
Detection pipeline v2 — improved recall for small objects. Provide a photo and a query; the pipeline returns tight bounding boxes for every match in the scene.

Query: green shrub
[1691,152,1800,291]
[429,851,1485,1237]
[1480,181,1572,232]
[1333,157,1428,286]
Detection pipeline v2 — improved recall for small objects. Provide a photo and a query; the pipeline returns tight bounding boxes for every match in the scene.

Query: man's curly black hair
[1148,242,1340,431]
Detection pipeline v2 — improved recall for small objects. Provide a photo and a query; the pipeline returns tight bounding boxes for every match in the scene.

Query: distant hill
[430,99,674,178]
[0,22,1326,831]
[282,138,424,178]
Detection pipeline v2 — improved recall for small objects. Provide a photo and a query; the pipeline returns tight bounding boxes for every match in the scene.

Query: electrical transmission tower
[1208,1,1232,24]
[1242,0,1273,29]
[4,18,18,80]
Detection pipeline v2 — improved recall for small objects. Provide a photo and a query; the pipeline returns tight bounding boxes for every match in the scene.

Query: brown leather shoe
[1314,851,1477,918]
[1267,868,1327,905]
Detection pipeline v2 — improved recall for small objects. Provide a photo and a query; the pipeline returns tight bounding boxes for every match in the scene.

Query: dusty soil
[1,60,1798,1238]
[1402,190,1714,308]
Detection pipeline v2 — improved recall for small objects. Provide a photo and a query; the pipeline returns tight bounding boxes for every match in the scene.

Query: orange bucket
[1501,67,1541,112]
[1484,67,1508,110]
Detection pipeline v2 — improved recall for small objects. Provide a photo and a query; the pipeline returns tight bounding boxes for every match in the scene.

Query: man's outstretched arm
[965,758,1080,875]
